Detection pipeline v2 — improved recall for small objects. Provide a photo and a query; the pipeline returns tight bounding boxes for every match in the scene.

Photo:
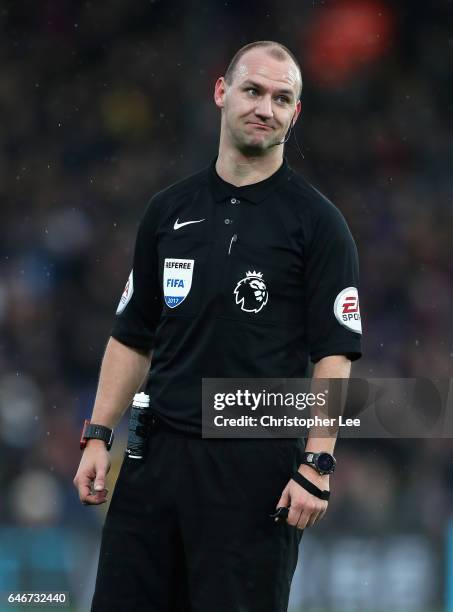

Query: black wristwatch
[302,451,336,475]
[80,419,114,451]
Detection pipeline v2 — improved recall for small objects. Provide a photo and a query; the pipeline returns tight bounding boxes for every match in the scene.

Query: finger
[295,509,310,531]
[82,498,107,506]
[313,500,329,525]
[306,507,322,528]
[276,487,290,511]
[317,502,328,523]
[77,472,101,504]
[82,489,109,506]
[271,507,289,523]
[77,476,94,504]
[287,505,304,528]
[274,488,290,522]
[93,469,107,492]
[288,496,315,528]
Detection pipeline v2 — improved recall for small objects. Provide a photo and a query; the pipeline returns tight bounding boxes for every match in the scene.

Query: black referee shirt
[112,158,362,432]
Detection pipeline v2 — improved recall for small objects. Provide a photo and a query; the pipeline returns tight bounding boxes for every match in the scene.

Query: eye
[246,87,258,97]
[276,95,290,104]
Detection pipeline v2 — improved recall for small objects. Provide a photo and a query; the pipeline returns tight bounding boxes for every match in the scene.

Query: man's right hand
[73,439,111,505]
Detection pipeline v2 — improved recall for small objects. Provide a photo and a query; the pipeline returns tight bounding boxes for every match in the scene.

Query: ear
[214,77,227,109]
[291,100,302,127]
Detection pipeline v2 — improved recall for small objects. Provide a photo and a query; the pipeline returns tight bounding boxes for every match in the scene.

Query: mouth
[246,122,273,131]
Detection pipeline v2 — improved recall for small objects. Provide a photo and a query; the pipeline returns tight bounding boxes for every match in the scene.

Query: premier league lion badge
[234,270,268,314]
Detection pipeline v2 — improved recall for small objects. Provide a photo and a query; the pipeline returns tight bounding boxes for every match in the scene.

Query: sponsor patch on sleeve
[333,286,362,334]
[116,270,134,315]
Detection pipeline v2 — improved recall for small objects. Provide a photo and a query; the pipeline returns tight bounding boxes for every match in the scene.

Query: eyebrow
[241,80,295,99]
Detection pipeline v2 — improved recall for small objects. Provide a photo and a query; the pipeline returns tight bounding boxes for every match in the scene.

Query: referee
[74,40,362,612]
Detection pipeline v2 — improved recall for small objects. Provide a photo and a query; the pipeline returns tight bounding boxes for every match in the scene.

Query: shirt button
[230,198,240,204]
[224,218,233,225]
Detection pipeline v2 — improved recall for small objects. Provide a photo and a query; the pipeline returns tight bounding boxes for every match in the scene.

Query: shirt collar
[209,156,292,204]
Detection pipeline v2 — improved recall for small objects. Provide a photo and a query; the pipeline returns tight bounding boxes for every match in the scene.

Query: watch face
[317,453,334,472]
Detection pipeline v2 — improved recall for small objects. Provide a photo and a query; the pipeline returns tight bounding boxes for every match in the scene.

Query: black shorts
[91,425,304,612]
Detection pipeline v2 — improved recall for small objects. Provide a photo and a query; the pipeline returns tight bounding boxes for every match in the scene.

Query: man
[74,40,362,611]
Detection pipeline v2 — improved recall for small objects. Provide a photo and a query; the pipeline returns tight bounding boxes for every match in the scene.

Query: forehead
[233,47,300,94]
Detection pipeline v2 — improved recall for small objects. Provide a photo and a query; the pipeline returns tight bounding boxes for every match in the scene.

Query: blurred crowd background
[0,1,452,610]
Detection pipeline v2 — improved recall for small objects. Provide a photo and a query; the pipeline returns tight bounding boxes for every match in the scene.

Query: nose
[254,94,273,120]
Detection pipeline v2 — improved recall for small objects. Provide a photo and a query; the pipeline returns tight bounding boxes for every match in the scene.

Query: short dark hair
[224,41,303,99]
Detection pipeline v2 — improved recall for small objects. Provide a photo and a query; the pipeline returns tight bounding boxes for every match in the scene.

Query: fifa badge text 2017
[163,258,194,308]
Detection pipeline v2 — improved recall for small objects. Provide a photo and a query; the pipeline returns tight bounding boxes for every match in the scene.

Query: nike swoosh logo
[173,218,205,230]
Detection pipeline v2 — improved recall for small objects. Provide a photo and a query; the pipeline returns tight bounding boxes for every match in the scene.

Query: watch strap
[80,419,114,450]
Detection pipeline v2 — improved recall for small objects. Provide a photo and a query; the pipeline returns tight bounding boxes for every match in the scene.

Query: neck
[216,133,284,187]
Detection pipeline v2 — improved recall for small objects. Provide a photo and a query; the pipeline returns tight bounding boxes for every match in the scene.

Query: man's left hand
[275,464,329,530]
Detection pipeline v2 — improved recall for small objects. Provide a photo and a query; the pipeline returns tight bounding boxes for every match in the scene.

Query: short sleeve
[110,197,162,350]
[305,200,362,363]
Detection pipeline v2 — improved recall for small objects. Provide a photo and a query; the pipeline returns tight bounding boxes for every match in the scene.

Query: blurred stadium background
[0,1,452,610]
